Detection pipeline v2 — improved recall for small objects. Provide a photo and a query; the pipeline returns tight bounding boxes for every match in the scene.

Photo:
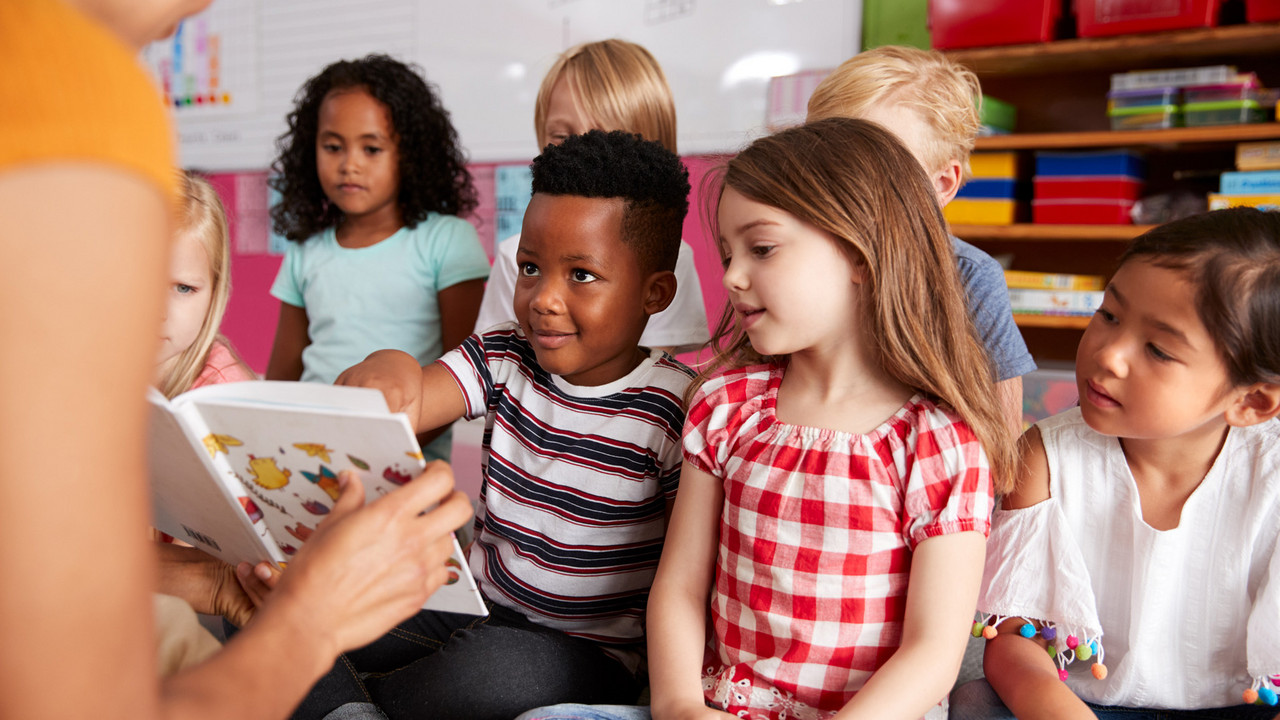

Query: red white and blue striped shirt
[438,325,693,670]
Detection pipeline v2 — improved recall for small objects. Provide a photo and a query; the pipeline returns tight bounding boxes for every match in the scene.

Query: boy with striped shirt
[320,130,696,720]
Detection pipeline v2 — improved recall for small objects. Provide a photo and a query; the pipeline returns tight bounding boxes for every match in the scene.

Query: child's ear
[1225,382,1280,427]
[933,159,964,207]
[642,270,678,316]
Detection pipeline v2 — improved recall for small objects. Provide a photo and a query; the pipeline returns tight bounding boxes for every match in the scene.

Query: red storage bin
[930,0,1062,49]
[1075,0,1219,38]
[1034,177,1144,200]
[1247,0,1280,21]
[1034,198,1136,224]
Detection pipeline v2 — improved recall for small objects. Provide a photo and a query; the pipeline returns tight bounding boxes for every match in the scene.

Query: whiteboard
[152,0,860,170]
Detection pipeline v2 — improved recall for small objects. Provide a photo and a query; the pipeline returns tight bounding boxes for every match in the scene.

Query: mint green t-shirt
[271,213,490,461]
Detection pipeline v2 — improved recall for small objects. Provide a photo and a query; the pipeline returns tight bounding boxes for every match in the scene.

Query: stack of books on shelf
[1210,143,1280,211]
[1032,150,1145,225]
[945,151,1019,225]
[1005,270,1105,318]
[1106,66,1278,130]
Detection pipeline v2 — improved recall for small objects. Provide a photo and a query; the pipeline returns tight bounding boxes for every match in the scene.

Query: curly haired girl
[266,54,490,461]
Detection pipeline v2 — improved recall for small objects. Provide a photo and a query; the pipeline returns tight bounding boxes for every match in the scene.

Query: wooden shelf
[975,123,1280,151]
[946,23,1280,77]
[1014,315,1091,329]
[952,224,1154,241]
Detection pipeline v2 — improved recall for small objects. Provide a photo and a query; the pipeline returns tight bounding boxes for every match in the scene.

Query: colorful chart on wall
[146,0,860,171]
[141,0,258,118]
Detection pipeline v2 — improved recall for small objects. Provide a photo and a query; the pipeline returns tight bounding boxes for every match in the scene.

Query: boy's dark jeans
[285,604,642,720]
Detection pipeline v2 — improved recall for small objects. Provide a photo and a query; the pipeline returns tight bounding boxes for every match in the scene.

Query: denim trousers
[950,679,1280,720]
[288,604,643,720]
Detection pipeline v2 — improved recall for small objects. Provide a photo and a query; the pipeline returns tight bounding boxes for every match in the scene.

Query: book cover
[1209,193,1280,212]
[1220,170,1280,194]
[1005,270,1105,291]
[1236,140,1280,171]
[1007,288,1104,316]
[147,381,487,616]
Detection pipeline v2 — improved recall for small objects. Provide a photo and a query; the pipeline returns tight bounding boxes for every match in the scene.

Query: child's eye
[1095,307,1117,324]
[571,269,599,283]
[321,143,341,153]
[1147,343,1174,362]
[519,262,540,278]
[750,244,774,258]
[175,283,197,295]
[364,146,382,155]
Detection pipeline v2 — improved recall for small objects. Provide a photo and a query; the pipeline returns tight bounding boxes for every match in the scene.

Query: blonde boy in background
[807,45,1035,433]
[473,39,709,356]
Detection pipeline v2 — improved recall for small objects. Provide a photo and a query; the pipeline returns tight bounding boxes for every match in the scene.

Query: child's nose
[529,278,566,314]
[1093,339,1129,378]
[721,257,746,291]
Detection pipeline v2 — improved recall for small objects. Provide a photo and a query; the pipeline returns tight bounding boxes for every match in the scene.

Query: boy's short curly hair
[806,45,982,182]
[530,129,689,275]
[270,54,477,242]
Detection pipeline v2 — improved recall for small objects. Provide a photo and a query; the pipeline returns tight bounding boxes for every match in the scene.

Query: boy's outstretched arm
[981,427,1094,720]
[648,463,733,720]
[335,350,468,434]
[831,531,986,720]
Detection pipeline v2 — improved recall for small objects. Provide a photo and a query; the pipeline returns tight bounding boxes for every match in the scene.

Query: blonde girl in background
[472,38,709,356]
[156,170,255,399]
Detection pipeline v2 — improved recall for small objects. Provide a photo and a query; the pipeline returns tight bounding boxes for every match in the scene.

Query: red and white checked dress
[683,364,994,720]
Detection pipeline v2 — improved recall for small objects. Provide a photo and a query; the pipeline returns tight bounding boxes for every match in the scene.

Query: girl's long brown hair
[696,117,1016,491]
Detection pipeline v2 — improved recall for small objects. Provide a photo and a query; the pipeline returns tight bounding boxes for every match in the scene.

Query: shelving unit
[974,123,1280,151]
[1013,315,1091,330]
[944,23,1280,362]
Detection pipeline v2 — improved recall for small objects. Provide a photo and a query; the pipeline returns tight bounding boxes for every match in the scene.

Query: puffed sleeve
[900,405,994,549]
[976,500,1108,675]
[682,377,728,477]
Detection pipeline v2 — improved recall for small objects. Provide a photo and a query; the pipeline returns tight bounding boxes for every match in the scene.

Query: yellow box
[1005,270,1105,291]
[1236,141,1280,171]
[1209,193,1280,211]
[945,198,1016,225]
[969,152,1018,178]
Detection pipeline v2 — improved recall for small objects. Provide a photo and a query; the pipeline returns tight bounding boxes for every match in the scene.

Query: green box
[980,95,1017,134]
[862,0,930,50]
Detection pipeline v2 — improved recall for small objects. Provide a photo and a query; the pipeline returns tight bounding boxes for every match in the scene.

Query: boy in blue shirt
[807,45,1037,433]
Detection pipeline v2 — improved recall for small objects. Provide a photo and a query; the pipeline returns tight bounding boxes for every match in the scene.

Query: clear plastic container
[1184,75,1261,105]
[1107,104,1183,131]
[1107,86,1180,111]
[1184,100,1267,126]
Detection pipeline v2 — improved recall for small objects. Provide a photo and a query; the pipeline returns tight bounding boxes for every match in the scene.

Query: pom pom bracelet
[1242,674,1280,706]
[974,614,1107,682]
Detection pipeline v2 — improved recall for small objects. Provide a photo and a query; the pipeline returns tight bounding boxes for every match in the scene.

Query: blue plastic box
[1220,170,1280,194]
[1034,150,1146,178]
[956,178,1018,200]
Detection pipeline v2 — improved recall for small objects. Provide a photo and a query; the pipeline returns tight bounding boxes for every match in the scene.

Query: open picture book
[147,381,486,616]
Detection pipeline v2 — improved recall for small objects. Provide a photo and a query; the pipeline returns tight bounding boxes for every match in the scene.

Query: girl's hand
[335,350,425,427]
[153,544,258,629]
[260,465,472,656]
[233,561,281,613]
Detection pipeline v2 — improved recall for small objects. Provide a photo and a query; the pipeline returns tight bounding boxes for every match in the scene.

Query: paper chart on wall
[141,0,259,118]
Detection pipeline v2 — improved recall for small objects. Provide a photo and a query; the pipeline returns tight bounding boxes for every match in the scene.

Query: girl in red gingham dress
[646,118,1018,720]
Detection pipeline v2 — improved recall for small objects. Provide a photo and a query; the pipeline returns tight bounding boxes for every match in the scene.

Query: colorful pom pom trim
[974,614,1107,683]
[1242,675,1280,706]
